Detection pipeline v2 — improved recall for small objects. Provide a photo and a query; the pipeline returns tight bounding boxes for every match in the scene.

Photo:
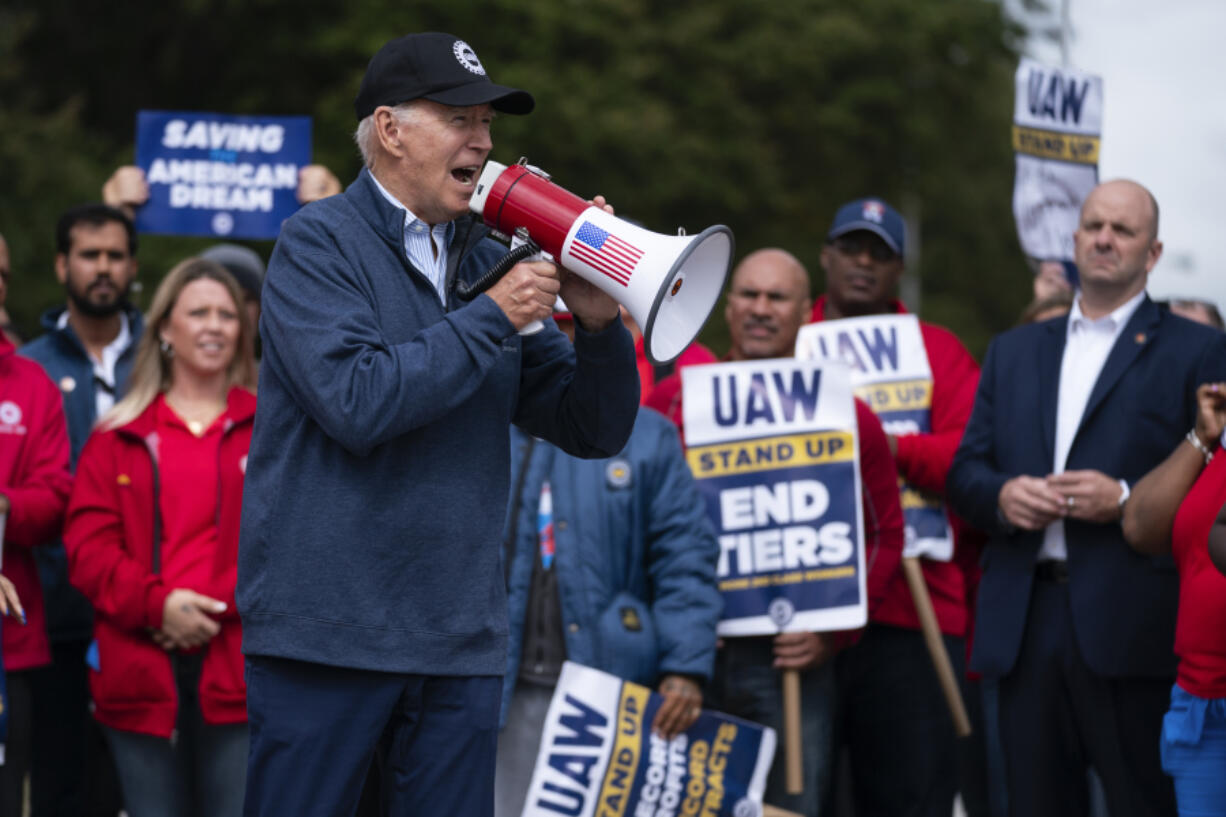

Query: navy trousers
[832,623,963,817]
[709,636,837,817]
[243,656,501,817]
[997,578,1175,817]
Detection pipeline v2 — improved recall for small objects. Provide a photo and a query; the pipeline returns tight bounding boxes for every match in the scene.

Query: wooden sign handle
[782,667,804,794]
[902,556,972,737]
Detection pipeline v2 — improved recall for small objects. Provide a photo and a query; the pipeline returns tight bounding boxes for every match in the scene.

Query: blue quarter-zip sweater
[236,168,639,675]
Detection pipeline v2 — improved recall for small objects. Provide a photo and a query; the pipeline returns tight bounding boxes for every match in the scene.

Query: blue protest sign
[796,314,954,561]
[134,110,312,240]
[682,359,867,636]
[522,661,775,817]
[1011,58,1103,263]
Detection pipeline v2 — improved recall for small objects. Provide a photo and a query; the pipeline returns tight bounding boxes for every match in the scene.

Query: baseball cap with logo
[826,198,906,256]
[354,33,535,120]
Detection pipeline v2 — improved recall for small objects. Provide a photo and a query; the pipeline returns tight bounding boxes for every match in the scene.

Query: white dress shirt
[369,172,454,305]
[1039,289,1146,561]
[59,310,132,419]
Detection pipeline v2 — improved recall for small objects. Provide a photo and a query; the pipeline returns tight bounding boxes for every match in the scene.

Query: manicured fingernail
[19,610,26,625]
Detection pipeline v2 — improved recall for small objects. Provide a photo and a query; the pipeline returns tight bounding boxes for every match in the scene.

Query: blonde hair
[100,257,257,430]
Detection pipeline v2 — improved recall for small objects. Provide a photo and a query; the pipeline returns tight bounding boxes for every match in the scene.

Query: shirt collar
[57,309,132,354]
[367,171,454,244]
[1067,289,1146,337]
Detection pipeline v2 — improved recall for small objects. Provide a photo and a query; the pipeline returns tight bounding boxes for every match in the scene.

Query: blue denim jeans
[709,636,836,817]
[1160,684,1226,817]
[103,653,248,817]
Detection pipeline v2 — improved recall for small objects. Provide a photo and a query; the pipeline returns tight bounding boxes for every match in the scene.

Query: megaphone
[467,159,734,366]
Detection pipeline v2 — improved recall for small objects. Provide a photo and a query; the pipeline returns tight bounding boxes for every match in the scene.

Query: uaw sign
[1012,58,1103,262]
[796,314,953,561]
[134,110,312,240]
[521,661,775,817]
[682,359,866,636]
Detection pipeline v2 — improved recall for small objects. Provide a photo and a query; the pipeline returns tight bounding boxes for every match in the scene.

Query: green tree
[0,0,1031,355]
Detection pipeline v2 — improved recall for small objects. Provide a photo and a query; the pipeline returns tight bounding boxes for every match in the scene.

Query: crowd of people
[0,29,1223,817]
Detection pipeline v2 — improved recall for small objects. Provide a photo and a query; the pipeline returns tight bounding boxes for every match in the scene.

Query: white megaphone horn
[466,159,734,365]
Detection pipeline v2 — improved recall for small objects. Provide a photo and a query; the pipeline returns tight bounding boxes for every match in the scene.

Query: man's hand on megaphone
[487,260,561,331]
[559,195,621,333]
[558,271,619,333]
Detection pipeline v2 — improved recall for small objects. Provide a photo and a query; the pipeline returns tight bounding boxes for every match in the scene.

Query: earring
[160,339,174,358]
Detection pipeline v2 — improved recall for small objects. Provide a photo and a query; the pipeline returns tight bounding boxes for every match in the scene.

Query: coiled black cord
[455,238,542,301]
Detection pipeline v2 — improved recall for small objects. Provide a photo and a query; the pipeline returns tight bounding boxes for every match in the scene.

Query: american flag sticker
[569,221,643,286]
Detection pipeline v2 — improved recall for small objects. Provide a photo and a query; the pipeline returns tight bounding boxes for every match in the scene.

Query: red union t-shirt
[155,396,227,595]
[1172,452,1226,699]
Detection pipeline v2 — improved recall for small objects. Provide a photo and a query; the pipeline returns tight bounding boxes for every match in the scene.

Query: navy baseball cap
[354,33,535,120]
[827,198,906,256]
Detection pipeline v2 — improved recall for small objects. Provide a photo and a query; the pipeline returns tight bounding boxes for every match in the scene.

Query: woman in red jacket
[0,316,72,816]
[65,257,256,817]
[1123,381,1226,817]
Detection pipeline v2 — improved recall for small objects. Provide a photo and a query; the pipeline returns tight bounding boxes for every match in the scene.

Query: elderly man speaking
[237,33,639,817]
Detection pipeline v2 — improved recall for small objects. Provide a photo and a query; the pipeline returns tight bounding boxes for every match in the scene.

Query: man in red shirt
[648,247,905,816]
[811,197,982,817]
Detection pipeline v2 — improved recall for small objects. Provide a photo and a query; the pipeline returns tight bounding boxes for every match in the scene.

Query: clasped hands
[1000,383,1226,532]
[998,470,1123,530]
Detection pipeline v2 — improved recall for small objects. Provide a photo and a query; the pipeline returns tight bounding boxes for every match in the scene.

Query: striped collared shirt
[369,172,455,304]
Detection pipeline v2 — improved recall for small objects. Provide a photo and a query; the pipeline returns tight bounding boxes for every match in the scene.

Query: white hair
[353,101,427,168]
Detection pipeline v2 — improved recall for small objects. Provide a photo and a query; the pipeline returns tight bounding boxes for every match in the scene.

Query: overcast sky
[1021,0,1226,310]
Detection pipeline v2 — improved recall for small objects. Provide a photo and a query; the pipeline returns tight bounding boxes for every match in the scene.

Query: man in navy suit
[948,179,1226,817]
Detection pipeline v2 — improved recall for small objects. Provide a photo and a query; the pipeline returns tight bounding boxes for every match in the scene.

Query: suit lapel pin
[1135,332,1147,345]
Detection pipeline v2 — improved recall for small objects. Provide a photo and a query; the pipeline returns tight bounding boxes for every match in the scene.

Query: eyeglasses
[831,234,898,263]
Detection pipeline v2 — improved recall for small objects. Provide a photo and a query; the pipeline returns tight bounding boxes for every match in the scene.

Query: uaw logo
[452,40,486,76]
[767,597,795,628]
[0,400,26,435]
[605,458,632,489]
[212,212,234,236]
[862,201,885,223]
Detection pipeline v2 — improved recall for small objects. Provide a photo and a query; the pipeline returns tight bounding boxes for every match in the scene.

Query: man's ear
[54,253,68,285]
[373,108,406,159]
[818,244,833,273]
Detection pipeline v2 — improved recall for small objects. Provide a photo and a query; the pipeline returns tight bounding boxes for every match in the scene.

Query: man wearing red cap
[237,33,638,817]
[810,197,981,817]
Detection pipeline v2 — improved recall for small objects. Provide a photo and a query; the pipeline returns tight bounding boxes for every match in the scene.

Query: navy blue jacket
[948,298,1226,679]
[237,169,639,676]
[501,408,721,723]
[21,305,144,643]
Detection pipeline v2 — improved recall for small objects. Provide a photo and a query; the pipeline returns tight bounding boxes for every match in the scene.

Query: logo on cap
[452,40,486,76]
[862,201,885,223]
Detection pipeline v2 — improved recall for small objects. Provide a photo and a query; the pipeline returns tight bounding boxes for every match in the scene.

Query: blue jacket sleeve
[260,218,527,457]
[641,412,722,680]
[947,338,1013,535]
[513,318,640,460]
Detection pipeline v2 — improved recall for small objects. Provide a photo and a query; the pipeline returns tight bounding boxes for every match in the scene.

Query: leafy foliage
[0,0,1031,355]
